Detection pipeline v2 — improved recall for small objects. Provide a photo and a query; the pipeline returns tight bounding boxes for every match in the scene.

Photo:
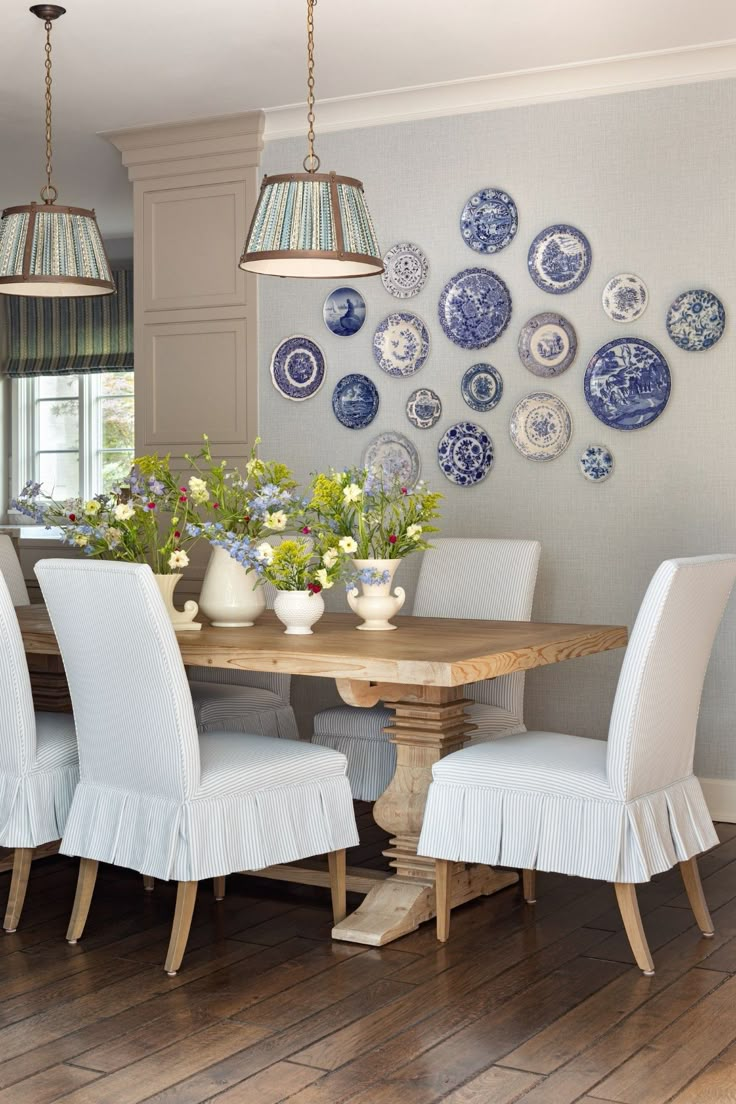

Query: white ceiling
[1,0,735,237]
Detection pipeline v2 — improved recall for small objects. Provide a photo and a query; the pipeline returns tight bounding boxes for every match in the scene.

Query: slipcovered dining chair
[0,572,78,933]
[35,559,358,975]
[420,555,736,975]
[312,538,542,800]
[0,534,30,607]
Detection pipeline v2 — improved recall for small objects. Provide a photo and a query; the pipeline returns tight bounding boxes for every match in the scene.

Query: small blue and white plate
[381,243,429,298]
[528,224,592,294]
[517,312,577,377]
[437,422,494,486]
[666,289,726,351]
[323,286,366,336]
[372,312,430,376]
[332,374,379,429]
[362,431,421,488]
[461,363,503,412]
[584,338,670,430]
[510,392,572,461]
[270,335,326,401]
[602,274,648,323]
[460,187,518,254]
[438,267,512,349]
[406,387,442,429]
[579,445,614,482]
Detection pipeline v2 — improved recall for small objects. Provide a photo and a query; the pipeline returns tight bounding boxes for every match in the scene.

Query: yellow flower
[84,500,100,515]
[73,533,89,547]
[407,524,423,540]
[171,517,179,526]
[310,474,343,511]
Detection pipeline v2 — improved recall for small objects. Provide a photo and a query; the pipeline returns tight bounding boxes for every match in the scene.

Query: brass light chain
[40,17,58,204]
[303,0,320,173]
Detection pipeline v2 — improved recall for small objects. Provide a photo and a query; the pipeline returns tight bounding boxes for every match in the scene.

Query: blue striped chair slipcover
[35,559,359,975]
[0,534,30,607]
[0,572,78,932]
[420,555,736,975]
[312,538,542,800]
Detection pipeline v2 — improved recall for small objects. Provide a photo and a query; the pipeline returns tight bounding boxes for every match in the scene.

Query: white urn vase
[198,545,266,627]
[273,589,325,635]
[154,573,201,632]
[347,558,405,631]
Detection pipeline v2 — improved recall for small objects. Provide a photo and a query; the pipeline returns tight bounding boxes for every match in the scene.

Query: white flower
[246,457,264,477]
[264,510,288,531]
[407,524,423,541]
[84,500,100,516]
[255,542,274,565]
[73,533,89,547]
[106,527,122,546]
[343,483,362,503]
[168,550,190,570]
[315,569,333,590]
[322,547,339,569]
[338,536,358,554]
[188,476,210,505]
[113,503,135,521]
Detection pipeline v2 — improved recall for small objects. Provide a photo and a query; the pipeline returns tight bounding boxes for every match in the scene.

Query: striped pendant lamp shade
[0,202,115,297]
[240,171,383,279]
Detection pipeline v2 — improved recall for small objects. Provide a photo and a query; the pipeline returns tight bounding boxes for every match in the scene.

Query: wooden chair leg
[679,857,714,936]
[164,881,198,976]
[67,859,99,944]
[614,882,655,975]
[213,876,226,901]
[436,859,452,942]
[3,848,33,933]
[522,869,537,904]
[143,875,155,892]
[327,850,346,924]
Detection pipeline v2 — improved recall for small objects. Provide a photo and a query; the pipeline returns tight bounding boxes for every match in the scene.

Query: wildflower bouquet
[256,535,346,595]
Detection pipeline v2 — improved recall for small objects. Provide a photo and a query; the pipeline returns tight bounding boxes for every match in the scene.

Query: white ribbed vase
[347,558,406,631]
[273,589,325,635]
[154,573,201,632]
[198,546,266,628]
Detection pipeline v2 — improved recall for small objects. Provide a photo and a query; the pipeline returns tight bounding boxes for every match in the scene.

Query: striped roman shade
[3,268,133,376]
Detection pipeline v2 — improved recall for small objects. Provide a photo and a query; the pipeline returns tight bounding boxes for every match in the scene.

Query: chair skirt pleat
[0,765,79,849]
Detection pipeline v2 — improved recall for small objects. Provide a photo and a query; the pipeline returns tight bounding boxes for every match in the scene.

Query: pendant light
[239,0,383,279]
[0,5,114,297]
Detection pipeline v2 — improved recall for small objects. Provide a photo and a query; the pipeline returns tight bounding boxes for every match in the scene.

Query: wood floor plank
[667,859,736,914]
[210,1061,325,1102]
[582,904,703,966]
[438,1066,542,1103]
[0,1062,100,1104]
[668,1038,736,1102]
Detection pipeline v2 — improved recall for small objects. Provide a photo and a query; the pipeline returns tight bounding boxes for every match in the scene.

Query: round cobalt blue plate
[323,287,366,336]
[460,187,518,254]
[332,374,379,429]
[437,421,494,486]
[372,312,430,376]
[517,312,577,377]
[666,289,725,351]
[461,363,503,412]
[270,335,326,401]
[528,224,592,294]
[406,387,441,429]
[579,445,614,482]
[438,267,512,349]
[584,338,670,430]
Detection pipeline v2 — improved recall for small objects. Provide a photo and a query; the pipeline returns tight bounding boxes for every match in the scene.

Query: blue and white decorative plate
[584,338,670,430]
[362,431,421,488]
[602,274,648,323]
[509,392,572,462]
[270,335,326,402]
[517,312,577,377]
[332,374,379,429]
[406,387,442,429]
[666,289,726,351]
[527,224,592,294]
[461,363,503,412]
[437,421,494,486]
[372,312,430,376]
[381,243,429,298]
[438,267,512,349]
[460,187,518,254]
[323,286,366,336]
[579,445,614,482]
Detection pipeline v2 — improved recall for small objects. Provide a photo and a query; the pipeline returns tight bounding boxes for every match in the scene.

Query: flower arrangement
[256,534,346,594]
[12,457,198,573]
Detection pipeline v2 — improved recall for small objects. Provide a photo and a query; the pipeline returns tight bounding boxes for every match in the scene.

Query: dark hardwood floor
[1,807,736,1103]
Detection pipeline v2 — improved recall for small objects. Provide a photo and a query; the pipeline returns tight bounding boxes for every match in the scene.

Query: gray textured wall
[259,78,736,780]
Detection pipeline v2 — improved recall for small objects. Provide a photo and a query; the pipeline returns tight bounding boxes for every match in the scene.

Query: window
[12,373,135,505]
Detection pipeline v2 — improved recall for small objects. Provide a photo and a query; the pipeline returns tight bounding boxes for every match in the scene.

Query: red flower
[180,486,187,493]
[389,534,397,544]
[68,513,76,522]
[147,502,156,510]
[243,515,251,523]
[301,526,311,534]
[213,502,219,509]
[174,531,181,539]
[307,582,322,594]
[179,495,187,503]
[401,487,408,495]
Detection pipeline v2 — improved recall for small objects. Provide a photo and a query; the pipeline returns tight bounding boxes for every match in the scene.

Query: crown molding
[264,40,736,140]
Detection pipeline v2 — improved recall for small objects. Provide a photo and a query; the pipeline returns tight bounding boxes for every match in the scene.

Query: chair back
[35,560,201,801]
[414,539,541,717]
[0,535,30,607]
[607,555,736,800]
[0,572,37,776]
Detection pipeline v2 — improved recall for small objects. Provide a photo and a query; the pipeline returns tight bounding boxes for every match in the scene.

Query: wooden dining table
[17,605,628,946]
